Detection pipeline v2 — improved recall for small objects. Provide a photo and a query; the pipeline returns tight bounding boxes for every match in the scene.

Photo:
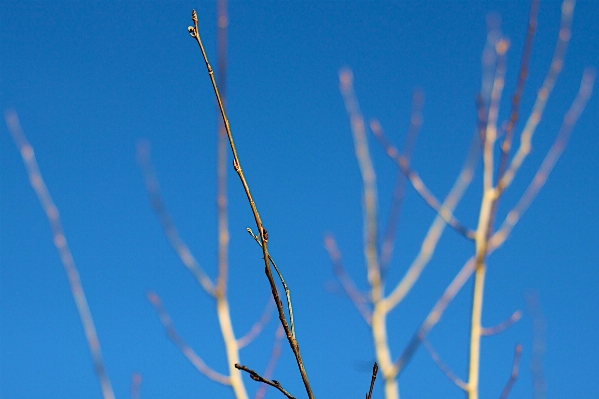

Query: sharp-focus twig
[255,325,285,399]
[247,228,295,339]
[366,362,378,399]
[146,291,230,385]
[499,344,523,399]
[188,11,313,398]
[236,364,297,399]
[370,120,475,240]
[324,234,372,324]
[136,140,216,295]
[423,339,467,391]
[481,310,522,336]
[238,297,276,349]
[130,372,142,399]
[5,110,116,399]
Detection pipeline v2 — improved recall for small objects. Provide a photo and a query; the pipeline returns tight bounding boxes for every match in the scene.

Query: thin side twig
[146,291,230,385]
[188,11,313,398]
[481,310,522,336]
[366,362,378,399]
[136,140,216,295]
[423,339,467,391]
[499,344,523,399]
[324,234,372,324]
[526,292,547,399]
[236,364,297,399]
[255,325,285,399]
[237,297,276,349]
[130,372,142,399]
[5,110,116,399]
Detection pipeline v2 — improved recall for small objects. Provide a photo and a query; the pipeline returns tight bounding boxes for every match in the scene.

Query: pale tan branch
[324,234,372,325]
[499,344,523,399]
[189,12,313,397]
[370,119,474,240]
[5,110,116,399]
[384,132,480,312]
[136,140,216,295]
[339,68,382,304]
[481,310,522,336]
[380,90,424,271]
[238,297,276,349]
[236,363,297,399]
[255,325,285,399]
[498,0,576,194]
[146,291,230,385]
[422,339,467,391]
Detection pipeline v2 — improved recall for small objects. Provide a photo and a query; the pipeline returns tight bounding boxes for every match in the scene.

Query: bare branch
[366,362,378,399]
[130,373,142,399]
[423,339,467,391]
[499,344,523,399]
[490,68,595,251]
[236,364,297,399]
[324,234,372,324]
[482,310,522,336]
[370,119,474,239]
[339,68,383,303]
[5,110,116,399]
[526,292,547,399]
[136,140,216,295]
[255,325,285,399]
[238,297,276,349]
[189,11,314,398]
[146,291,230,385]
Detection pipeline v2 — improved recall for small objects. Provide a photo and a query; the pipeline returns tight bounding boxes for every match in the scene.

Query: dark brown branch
[499,344,523,399]
[236,364,296,399]
[188,11,313,398]
[481,310,522,336]
[366,362,378,399]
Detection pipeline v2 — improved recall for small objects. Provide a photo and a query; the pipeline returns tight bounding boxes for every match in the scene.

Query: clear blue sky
[1,1,598,398]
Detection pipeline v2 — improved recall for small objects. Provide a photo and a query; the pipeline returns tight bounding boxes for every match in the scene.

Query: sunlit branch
[498,0,576,194]
[339,68,382,303]
[5,110,116,399]
[324,234,372,325]
[499,344,523,399]
[422,339,467,391]
[255,325,285,399]
[238,297,276,349]
[490,68,595,251]
[146,291,230,385]
[136,140,216,295]
[481,310,522,336]
[370,120,474,240]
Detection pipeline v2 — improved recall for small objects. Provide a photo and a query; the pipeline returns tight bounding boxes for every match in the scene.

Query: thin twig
[366,362,378,399]
[247,228,295,339]
[130,372,142,399]
[482,310,522,336]
[324,234,372,324]
[526,292,547,399]
[499,344,523,399]
[255,325,285,399]
[5,110,116,399]
[423,339,467,391]
[370,120,474,240]
[236,364,297,399]
[238,297,276,349]
[146,291,230,385]
[136,140,216,295]
[188,12,313,398]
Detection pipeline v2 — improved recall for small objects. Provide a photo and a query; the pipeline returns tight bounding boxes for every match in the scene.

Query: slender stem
[188,11,314,399]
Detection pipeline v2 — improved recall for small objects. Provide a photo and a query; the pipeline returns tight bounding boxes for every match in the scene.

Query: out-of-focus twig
[5,110,115,399]
[146,291,230,385]
[255,325,285,399]
[526,292,547,399]
[238,297,276,349]
[481,310,522,336]
[130,372,142,399]
[423,339,467,391]
[499,344,523,399]
[324,234,372,324]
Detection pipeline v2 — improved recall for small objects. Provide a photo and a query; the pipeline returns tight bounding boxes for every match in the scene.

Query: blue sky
[1,1,598,398]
